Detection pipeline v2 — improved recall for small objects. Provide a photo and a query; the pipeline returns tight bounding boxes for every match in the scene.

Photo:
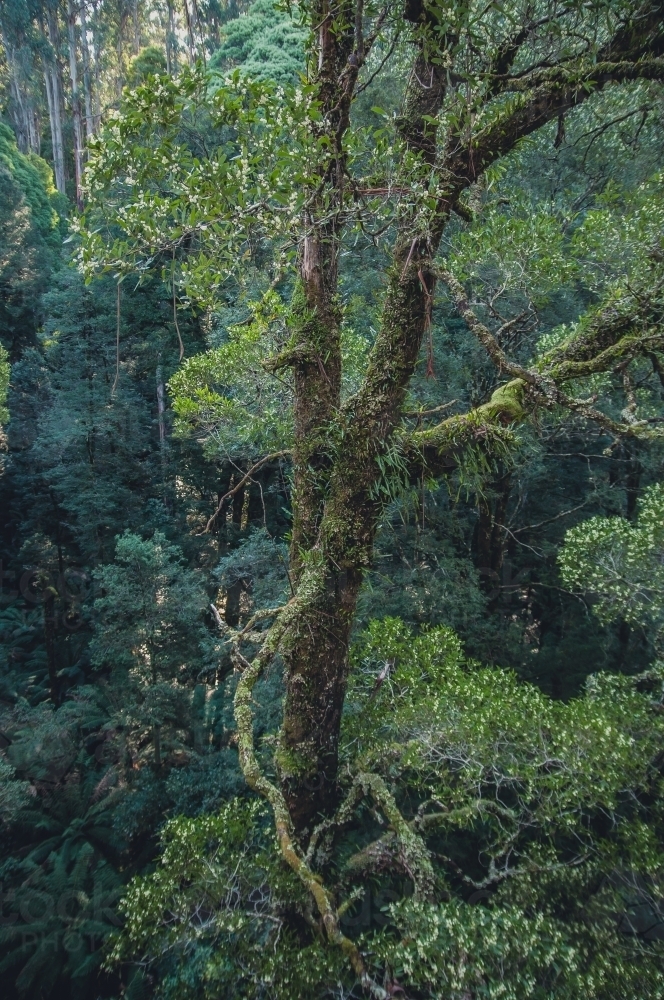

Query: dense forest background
[0,1,663,998]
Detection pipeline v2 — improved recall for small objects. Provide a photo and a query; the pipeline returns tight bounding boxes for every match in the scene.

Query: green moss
[482,378,528,420]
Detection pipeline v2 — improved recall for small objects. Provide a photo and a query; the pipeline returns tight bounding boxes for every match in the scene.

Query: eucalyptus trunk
[79,2,94,138]
[67,0,84,210]
[42,10,66,195]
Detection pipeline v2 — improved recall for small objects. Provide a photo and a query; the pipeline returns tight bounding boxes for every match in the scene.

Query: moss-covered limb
[236,604,289,639]
[415,271,664,476]
[405,379,529,476]
[404,372,663,479]
[540,282,664,372]
[219,604,290,648]
[355,772,435,901]
[233,631,388,1000]
[305,780,366,866]
[551,384,662,441]
[500,57,664,95]
[441,3,664,195]
[439,270,539,385]
[547,331,664,381]
[305,771,435,899]
[440,270,660,393]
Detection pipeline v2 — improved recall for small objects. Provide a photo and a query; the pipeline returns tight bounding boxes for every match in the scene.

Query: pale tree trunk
[91,2,102,131]
[133,0,140,54]
[182,0,195,64]
[156,361,167,478]
[116,8,128,96]
[26,87,40,154]
[79,2,94,138]
[41,9,66,195]
[44,63,66,194]
[165,0,176,75]
[1,37,26,151]
[8,57,31,152]
[67,0,84,210]
[0,26,40,154]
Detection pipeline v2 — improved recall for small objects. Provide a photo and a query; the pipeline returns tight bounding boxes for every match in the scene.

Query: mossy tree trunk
[272,1,664,833]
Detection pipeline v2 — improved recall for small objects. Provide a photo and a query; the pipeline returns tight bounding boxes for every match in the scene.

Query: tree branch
[204,451,290,533]
[233,632,388,999]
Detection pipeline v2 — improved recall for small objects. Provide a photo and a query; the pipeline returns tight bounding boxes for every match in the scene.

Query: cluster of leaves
[0,121,62,358]
[170,290,295,455]
[107,799,348,1000]
[170,286,372,455]
[77,66,325,306]
[0,688,125,997]
[560,482,664,641]
[208,0,308,85]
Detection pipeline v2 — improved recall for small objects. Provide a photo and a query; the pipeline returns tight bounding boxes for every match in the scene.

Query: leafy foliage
[2,2,664,998]
[560,482,664,643]
[209,0,307,85]
[108,619,664,999]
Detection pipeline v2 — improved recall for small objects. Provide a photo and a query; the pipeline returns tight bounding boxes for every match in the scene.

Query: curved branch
[438,270,539,385]
[233,630,388,999]
[204,451,290,533]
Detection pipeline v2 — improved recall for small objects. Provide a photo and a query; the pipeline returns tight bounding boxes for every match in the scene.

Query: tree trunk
[224,481,246,627]
[153,724,162,768]
[475,473,511,610]
[116,8,128,96]
[166,0,176,75]
[156,361,167,462]
[42,586,59,706]
[79,3,94,138]
[275,18,448,833]
[67,0,84,210]
[43,61,66,194]
[92,3,102,132]
[182,0,195,64]
[42,11,66,195]
[260,2,664,837]
[133,0,140,54]
[0,35,37,153]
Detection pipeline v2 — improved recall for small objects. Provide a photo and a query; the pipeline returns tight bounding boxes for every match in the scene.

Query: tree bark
[133,0,140,54]
[276,9,449,830]
[0,34,38,154]
[475,473,511,611]
[42,584,59,706]
[42,10,66,195]
[67,0,84,210]
[165,0,176,76]
[271,3,664,834]
[79,2,95,138]
[92,1,103,131]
